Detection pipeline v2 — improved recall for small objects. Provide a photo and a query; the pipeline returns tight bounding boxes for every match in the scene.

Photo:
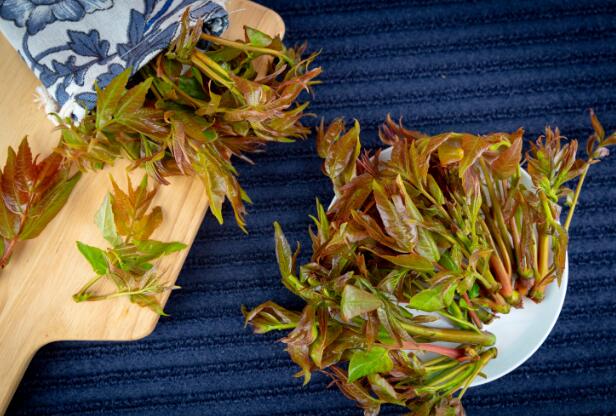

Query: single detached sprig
[73,175,186,315]
[56,11,321,232]
[0,138,81,270]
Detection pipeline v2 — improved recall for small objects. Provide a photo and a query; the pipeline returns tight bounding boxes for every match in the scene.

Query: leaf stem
[457,348,497,399]
[199,33,294,65]
[73,274,106,301]
[398,341,467,360]
[564,163,590,231]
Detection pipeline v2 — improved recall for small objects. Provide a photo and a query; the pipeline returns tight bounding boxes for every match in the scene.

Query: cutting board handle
[0,331,40,414]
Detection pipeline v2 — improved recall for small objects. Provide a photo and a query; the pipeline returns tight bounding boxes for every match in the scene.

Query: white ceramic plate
[332,147,569,387]
[470,258,567,386]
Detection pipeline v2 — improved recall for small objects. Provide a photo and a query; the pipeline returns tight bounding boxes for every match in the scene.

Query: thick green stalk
[399,321,495,346]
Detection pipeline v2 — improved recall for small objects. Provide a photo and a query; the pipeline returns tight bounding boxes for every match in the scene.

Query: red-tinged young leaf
[273,221,293,278]
[133,206,163,241]
[491,131,523,179]
[0,137,82,269]
[590,109,605,140]
[130,293,168,316]
[19,172,81,240]
[287,342,313,385]
[367,373,405,405]
[327,366,382,416]
[241,301,300,334]
[372,180,417,252]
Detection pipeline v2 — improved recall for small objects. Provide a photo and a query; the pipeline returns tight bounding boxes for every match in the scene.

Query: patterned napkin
[0,0,228,120]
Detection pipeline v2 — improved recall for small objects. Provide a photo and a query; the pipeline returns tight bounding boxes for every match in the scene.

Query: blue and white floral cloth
[0,0,228,120]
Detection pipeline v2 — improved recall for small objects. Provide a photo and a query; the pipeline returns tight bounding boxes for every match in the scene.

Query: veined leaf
[348,346,393,382]
[96,67,131,128]
[341,284,382,321]
[380,253,434,272]
[77,241,109,275]
[134,239,187,258]
[492,132,523,179]
[408,287,445,312]
[130,293,168,316]
[274,221,293,278]
[115,78,153,117]
[19,172,81,240]
[245,27,273,47]
[95,193,122,247]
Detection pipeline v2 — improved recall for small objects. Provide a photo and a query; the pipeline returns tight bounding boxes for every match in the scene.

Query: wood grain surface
[0,1,284,412]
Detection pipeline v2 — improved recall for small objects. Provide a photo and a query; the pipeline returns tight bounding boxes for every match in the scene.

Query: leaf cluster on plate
[73,175,186,315]
[244,112,615,415]
[56,12,321,231]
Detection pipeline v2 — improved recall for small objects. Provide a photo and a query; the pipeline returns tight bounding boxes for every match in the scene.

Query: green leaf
[19,172,82,240]
[416,229,440,262]
[442,283,457,306]
[468,283,480,298]
[427,174,445,205]
[95,193,122,247]
[245,27,273,48]
[178,76,207,99]
[348,346,393,382]
[408,287,445,312]
[134,240,187,258]
[76,241,109,275]
[380,253,433,272]
[115,78,152,117]
[341,284,382,321]
[96,67,131,128]
[273,221,292,278]
[0,197,18,239]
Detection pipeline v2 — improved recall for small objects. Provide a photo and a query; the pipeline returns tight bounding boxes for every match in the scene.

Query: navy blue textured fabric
[7,0,616,415]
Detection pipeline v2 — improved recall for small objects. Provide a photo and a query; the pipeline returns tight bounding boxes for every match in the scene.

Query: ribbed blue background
[7,0,616,415]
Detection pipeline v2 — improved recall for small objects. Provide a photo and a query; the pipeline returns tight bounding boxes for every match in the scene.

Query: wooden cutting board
[0,1,284,412]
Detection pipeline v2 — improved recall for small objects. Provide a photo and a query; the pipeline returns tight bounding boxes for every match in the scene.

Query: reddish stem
[399,341,468,361]
[462,293,482,329]
[490,254,512,297]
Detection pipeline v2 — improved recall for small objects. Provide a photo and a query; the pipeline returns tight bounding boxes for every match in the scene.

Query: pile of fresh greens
[57,12,320,232]
[244,112,615,415]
